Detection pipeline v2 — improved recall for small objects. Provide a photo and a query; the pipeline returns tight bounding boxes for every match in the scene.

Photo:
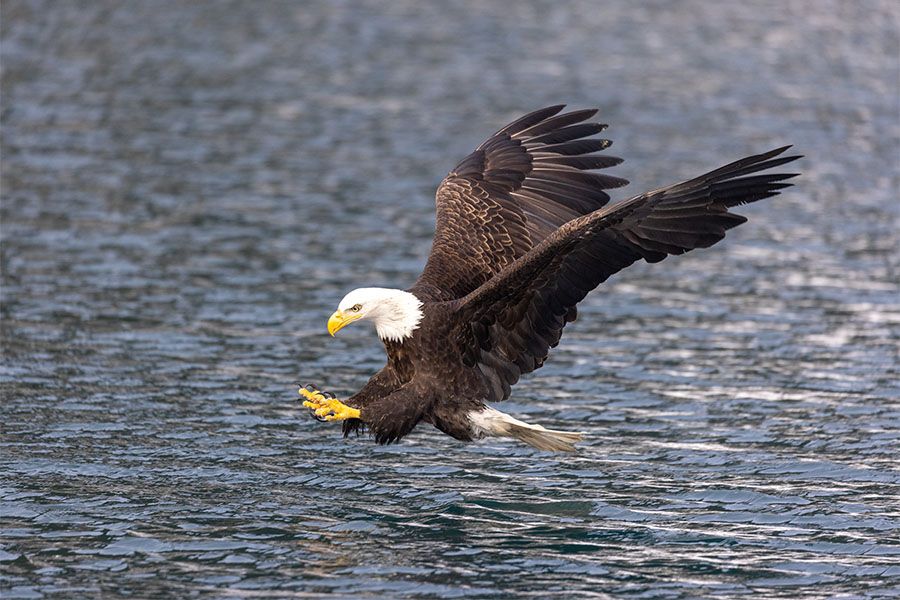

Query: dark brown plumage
[314,105,801,449]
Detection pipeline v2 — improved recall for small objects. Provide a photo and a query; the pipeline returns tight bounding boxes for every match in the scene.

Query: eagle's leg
[299,386,361,421]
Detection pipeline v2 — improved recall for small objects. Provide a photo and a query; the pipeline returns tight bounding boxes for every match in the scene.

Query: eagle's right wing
[410,105,628,302]
[452,146,801,402]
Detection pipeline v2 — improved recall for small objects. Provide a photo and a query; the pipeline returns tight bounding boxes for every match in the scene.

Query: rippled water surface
[2,1,899,598]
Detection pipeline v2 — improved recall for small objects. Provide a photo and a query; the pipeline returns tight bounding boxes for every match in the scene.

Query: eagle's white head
[328,287,424,343]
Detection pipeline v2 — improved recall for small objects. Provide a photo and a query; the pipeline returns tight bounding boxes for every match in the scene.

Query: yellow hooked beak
[327,310,359,336]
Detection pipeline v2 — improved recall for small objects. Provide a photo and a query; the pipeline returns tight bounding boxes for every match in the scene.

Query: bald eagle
[300,105,800,451]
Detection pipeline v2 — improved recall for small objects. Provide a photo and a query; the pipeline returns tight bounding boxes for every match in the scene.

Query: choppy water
[2,1,899,598]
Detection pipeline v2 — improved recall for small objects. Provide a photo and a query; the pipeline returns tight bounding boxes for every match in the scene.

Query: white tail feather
[468,406,585,452]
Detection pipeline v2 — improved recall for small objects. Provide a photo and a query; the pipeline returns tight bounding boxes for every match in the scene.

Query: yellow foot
[299,385,361,421]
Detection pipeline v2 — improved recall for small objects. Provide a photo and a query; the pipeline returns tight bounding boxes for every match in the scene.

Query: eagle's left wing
[410,105,627,302]
[451,146,801,402]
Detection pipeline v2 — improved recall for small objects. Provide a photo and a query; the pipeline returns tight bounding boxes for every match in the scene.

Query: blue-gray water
[2,1,899,598]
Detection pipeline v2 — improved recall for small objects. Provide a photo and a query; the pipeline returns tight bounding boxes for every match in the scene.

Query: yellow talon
[298,386,361,421]
[299,388,324,402]
[319,398,361,420]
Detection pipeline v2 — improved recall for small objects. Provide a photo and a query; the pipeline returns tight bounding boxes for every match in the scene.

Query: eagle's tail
[508,423,584,452]
[468,406,585,452]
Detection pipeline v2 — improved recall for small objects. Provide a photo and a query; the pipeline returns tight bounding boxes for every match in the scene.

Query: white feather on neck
[337,287,424,343]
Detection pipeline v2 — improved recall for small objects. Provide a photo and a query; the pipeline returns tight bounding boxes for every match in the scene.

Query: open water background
[2,1,899,598]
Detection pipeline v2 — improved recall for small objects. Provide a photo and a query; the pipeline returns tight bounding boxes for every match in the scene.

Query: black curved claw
[309,407,328,423]
[321,391,335,399]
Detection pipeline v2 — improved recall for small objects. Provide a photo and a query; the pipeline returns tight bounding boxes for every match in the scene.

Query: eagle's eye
[349,304,362,312]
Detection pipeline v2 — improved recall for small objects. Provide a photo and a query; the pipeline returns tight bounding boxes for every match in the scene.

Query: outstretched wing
[410,105,628,302]
[452,146,802,402]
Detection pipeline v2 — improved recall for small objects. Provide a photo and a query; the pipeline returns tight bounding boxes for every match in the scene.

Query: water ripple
[3,0,899,598]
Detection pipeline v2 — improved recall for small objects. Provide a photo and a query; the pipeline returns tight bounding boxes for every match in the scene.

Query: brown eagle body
[305,105,800,451]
